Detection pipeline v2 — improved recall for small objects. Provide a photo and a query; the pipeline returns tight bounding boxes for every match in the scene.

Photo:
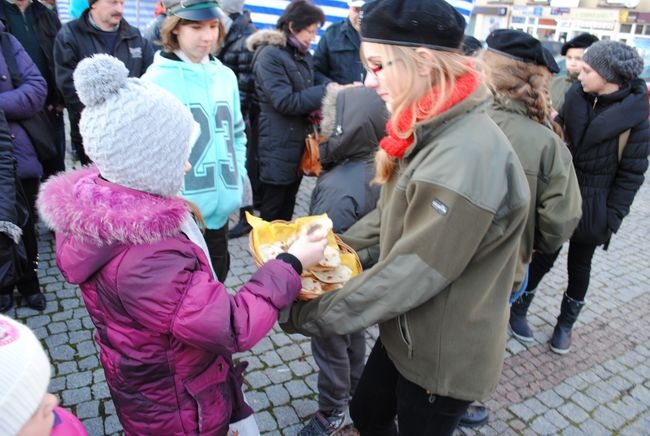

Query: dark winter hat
[360,0,466,51]
[561,33,598,56]
[582,40,644,85]
[162,0,223,21]
[462,35,482,56]
[486,29,559,73]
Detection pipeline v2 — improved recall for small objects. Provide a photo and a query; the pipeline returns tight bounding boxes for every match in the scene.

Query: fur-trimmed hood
[246,28,287,53]
[37,166,189,247]
[318,86,388,167]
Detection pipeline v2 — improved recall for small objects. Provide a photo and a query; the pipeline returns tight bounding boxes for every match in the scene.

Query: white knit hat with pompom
[73,54,196,198]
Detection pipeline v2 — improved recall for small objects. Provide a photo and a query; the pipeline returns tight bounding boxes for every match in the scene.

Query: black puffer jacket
[247,29,326,185]
[218,11,256,118]
[559,79,649,245]
[309,86,386,232]
[313,18,364,85]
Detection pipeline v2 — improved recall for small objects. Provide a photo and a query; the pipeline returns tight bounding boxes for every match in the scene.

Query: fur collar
[37,167,190,246]
[246,29,287,53]
[320,86,343,138]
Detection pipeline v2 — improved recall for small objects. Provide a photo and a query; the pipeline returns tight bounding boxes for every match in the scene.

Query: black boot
[228,207,253,239]
[509,290,536,343]
[550,293,584,355]
[0,294,13,312]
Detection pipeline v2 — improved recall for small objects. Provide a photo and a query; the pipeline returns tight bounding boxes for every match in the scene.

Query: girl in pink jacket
[37,54,327,435]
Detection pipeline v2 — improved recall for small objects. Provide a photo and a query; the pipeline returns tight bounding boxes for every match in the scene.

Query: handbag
[0,33,58,162]
[300,124,324,177]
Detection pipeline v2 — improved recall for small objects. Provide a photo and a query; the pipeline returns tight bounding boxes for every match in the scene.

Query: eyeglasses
[366,60,394,76]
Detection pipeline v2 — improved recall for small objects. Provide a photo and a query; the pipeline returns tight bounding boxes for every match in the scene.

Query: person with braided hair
[459,29,583,428]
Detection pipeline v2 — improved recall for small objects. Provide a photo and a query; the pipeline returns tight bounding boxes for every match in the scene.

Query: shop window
[635,25,644,35]
[620,24,632,33]
[645,26,650,36]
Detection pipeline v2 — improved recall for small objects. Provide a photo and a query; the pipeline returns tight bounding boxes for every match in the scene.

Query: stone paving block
[289,360,313,377]
[247,371,272,389]
[577,417,613,436]
[520,397,547,416]
[246,356,264,371]
[67,371,93,389]
[584,383,620,404]
[52,310,74,321]
[284,379,312,398]
[542,409,570,430]
[606,374,635,392]
[60,298,81,310]
[529,415,559,435]
[569,391,599,412]
[562,426,589,436]
[255,411,277,432]
[606,398,643,421]
[32,326,48,340]
[69,330,92,345]
[273,405,300,428]
[66,318,82,331]
[62,387,92,405]
[271,333,293,347]
[629,384,650,404]
[247,391,271,412]
[76,400,99,419]
[92,381,111,400]
[536,389,564,408]
[564,375,588,391]
[291,398,318,419]
[266,367,293,384]
[77,340,98,357]
[81,417,104,435]
[55,288,77,299]
[619,410,650,436]
[557,401,590,424]
[45,333,68,348]
[48,321,67,334]
[276,344,304,361]
[553,383,576,399]
[82,316,94,329]
[260,350,283,367]
[305,373,318,393]
[103,400,116,416]
[508,403,535,422]
[265,385,290,406]
[49,376,66,393]
[57,360,79,376]
[251,337,274,354]
[26,314,51,329]
[93,369,105,383]
[49,344,76,360]
[104,415,122,434]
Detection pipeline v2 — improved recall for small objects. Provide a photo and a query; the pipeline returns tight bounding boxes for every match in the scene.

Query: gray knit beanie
[582,40,644,85]
[220,0,245,14]
[73,54,196,198]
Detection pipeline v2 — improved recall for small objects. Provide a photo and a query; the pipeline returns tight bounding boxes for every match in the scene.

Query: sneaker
[298,409,348,436]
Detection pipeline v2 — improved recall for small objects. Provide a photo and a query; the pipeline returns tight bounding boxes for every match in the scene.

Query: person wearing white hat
[0,314,86,435]
[313,0,365,85]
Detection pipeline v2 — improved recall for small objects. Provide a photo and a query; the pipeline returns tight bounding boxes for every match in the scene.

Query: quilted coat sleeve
[116,242,302,354]
[0,33,47,120]
[254,47,325,116]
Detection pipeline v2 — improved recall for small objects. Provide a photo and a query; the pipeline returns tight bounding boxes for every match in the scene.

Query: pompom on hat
[582,40,644,85]
[73,54,197,198]
[0,314,51,435]
[360,0,466,51]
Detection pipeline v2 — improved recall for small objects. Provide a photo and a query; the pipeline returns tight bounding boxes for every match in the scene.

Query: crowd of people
[0,0,649,434]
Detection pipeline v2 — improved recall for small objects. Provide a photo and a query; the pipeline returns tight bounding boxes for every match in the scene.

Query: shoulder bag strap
[0,33,21,88]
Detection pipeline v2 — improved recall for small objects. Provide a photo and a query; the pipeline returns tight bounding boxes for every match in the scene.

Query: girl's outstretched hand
[287,228,329,270]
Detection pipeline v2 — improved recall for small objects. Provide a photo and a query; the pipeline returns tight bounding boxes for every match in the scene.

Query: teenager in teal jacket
[143,0,246,281]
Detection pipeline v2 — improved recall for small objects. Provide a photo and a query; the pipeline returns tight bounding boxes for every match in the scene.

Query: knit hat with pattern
[73,54,196,198]
[582,40,644,85]
[0,314,51,434]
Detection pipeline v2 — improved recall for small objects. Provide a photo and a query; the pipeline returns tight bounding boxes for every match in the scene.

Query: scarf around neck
[288,34,310,54]
[380,71,480,159]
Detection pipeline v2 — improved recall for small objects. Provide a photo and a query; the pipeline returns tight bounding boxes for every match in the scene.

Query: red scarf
[379,71,480,159]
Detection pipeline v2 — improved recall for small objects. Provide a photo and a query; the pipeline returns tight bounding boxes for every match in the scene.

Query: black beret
[486,29,559,74]
[561,33,599,56]
[360,0,466,51]
[462,35,482,56]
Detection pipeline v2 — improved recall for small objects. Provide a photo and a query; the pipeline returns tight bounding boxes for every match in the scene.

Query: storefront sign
[550,0,579,7]
[569,8,622,22]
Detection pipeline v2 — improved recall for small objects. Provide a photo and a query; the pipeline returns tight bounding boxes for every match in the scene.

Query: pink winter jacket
[37,167,302,435]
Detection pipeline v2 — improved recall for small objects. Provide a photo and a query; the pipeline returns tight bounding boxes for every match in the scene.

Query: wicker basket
[248,218,362,301]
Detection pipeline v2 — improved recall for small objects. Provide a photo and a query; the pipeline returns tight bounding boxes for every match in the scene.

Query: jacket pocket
[184,355,231,434]
[398,314,414,359]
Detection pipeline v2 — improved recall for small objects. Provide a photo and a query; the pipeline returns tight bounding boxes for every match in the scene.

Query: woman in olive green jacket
[281,0,530,433]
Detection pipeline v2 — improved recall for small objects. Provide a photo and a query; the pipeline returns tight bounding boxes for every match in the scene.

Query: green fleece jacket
[488,98,582,289]
[282,84,530,402]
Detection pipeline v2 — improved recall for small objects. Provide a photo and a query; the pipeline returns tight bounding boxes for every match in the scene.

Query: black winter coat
[54,9,154,113]
[313,18,364,85]
[0,0,62,106]
[559,79,649,245]
[218,11,256,119]
[309,86,387,233]
[247,29,326,185]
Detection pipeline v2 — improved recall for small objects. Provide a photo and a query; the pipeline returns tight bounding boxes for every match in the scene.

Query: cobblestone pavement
[4,174,650,435]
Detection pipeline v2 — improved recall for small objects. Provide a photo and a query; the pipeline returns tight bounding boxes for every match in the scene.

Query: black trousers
[68,109,92,165]
[525,238,598,302]
[259,180,301,222]
[1,178,40,296]
[42,108,66,178]
[203,224,230,283]
[350,339,471,436]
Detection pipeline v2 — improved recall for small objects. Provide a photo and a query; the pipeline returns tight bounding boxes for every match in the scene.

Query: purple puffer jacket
[0,24,47,179]
[37,167,302,435]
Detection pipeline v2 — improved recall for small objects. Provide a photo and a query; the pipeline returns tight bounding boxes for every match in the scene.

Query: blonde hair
[160,16,225,53]
[480,50,563,137]
[183,199,206,233]
[361,43,480,183]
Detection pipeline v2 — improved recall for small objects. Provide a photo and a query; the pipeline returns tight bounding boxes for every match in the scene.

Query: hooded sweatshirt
[143,52,247,230]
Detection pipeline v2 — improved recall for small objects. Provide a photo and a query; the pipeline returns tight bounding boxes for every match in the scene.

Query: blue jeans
[509,264,529,304]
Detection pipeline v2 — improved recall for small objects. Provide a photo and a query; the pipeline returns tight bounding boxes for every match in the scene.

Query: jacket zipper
[592,96,598,110]
[398,314,414,358]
